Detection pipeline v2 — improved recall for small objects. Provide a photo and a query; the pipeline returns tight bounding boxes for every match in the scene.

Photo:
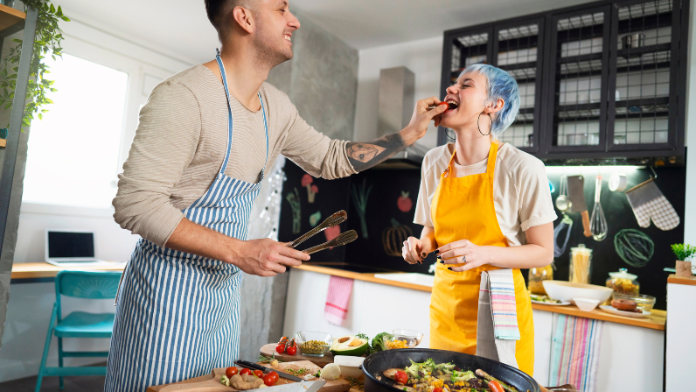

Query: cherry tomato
[437,101,449,109]
[286,346,297,355]
[433,388,442,392]
[276,344,286,354]
[225,367,238,378]
[263,372,279,386]
[253,370,264,378]
[240,368,252,376]
[489,380,504,392]
[394,370,409,385]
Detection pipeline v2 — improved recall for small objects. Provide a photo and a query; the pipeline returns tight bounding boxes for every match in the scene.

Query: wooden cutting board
[260,343,335,366]
[147,360,350,392]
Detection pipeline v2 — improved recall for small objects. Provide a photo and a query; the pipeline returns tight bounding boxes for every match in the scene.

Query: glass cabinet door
[545,6,611,152]
[494,19,544,152]
[607,0,677,150]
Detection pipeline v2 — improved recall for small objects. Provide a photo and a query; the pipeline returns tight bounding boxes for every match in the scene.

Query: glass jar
[606,268,640,296]
[528,264,554,295]
[570,244,592,284]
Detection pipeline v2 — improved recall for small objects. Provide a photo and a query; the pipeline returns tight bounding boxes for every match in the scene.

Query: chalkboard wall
[279,160,685,310]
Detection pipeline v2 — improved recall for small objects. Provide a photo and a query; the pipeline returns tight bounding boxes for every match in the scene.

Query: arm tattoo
[345,133,407,172]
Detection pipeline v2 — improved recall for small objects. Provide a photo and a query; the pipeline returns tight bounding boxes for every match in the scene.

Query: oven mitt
[625,178,680,231]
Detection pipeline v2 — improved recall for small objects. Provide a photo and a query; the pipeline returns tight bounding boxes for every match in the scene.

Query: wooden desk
[11,262,125,282]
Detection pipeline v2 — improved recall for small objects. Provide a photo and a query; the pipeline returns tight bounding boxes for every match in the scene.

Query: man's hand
[402,97,449,144]
[233,238,310,277]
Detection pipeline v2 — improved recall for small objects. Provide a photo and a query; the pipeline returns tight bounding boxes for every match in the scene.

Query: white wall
[354,36,443,148]
[0,16,194,383]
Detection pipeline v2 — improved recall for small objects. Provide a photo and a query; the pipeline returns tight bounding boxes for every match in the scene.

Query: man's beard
[253,36,293,68]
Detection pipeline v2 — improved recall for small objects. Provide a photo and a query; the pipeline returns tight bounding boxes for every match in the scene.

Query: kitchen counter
[667,273,696,286]
[11,262,125,281]
[293,263,666,331]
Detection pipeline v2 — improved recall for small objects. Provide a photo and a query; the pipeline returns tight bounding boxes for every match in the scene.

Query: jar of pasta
[528,264,554,295]
[570,244,592,284]
[606,268,639,296]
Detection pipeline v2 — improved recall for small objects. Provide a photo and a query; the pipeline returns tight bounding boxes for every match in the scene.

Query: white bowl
[542,280,612,303]
[573,297,600,312]
[333,355,365,378]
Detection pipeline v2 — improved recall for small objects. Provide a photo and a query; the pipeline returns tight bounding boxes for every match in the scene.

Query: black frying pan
[362,348,540,392]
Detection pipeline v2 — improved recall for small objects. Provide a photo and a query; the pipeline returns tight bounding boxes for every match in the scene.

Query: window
[22,53,128,209]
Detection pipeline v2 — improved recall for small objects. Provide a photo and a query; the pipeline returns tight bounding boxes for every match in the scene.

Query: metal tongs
[286,210,358,254]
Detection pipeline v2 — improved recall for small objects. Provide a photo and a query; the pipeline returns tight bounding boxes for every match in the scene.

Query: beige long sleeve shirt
[113,65,356,247]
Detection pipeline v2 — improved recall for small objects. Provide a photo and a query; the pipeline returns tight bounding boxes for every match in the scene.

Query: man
[105,0,446,390]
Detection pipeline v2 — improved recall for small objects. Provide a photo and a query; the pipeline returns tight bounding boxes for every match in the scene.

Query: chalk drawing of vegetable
[397,191,413,212]
[286,187,302,234]
[309,211,321,227]
[302,174,318,203]
[351,178,372,239]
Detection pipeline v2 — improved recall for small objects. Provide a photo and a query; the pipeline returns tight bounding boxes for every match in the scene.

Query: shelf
[617,11,672,34]
[498,60,537,71]
[618,42,671,58]
[559,51,603,64]
[0,4,25,34]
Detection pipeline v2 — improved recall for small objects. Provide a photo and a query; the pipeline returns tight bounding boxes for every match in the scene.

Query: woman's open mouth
[444,100,459,111]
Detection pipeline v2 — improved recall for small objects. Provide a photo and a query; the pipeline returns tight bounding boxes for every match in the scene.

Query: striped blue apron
[105,51,269,392]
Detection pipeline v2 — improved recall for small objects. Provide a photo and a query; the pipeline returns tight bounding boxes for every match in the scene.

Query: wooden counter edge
[292,264,666,331]
[667,274,696,286]
[11,262,125,279]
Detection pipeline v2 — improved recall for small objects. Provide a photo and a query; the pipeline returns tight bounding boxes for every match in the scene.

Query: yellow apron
[429,142,535,375]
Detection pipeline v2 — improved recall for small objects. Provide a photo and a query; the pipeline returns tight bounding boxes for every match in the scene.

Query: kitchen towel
[324,275,354,326]
[477,271,518,370]
[549,314,604,392]
[625,178,680,231]
[487,269,521,340]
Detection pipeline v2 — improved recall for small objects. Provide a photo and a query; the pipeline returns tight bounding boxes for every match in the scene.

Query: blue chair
[35,270,122,391]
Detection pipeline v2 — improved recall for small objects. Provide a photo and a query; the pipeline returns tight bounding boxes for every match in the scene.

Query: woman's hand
[402,236,433,265]
[437,239,493,272]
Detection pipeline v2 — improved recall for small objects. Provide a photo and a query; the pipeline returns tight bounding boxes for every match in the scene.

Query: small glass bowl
[612,292,656,312]
[383,329,424,350]
[295,331,332,357]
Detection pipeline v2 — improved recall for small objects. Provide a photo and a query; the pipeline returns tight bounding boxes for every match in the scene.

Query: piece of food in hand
[321,363,341,381]
[225,367,238,378]
[230,374,264,390]
[331,335,369,356]
[240,368,252,376]
[612,298,638,311]
[394,370,409,385]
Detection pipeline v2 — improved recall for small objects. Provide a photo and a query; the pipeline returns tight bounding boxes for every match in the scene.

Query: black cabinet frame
[437,0,689,163]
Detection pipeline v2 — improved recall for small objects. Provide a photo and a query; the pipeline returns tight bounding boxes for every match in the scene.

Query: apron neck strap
[215,49,269,176]
[444,141,499,179]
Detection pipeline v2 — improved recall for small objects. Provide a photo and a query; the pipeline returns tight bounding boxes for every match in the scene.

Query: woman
[402,64,556,375]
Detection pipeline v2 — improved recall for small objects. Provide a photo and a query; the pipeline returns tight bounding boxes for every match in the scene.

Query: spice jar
[570,244,592,284]
[528,264,554,294]
[606,268,640,296]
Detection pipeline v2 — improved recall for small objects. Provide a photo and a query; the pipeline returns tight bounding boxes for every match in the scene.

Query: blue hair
[460,64,520,137]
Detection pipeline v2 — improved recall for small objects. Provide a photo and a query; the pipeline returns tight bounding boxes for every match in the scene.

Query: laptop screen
[47,231,95,259]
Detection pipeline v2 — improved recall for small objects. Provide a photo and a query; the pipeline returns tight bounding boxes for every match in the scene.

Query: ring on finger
[462,255,466,264]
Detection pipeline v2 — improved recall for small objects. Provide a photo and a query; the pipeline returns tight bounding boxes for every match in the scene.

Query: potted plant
[671,244,696,277]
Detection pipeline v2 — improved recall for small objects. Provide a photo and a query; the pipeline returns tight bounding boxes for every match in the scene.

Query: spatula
[567,175,591,237]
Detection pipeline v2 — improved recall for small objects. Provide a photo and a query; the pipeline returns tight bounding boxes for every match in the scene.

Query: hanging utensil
[553,213,573,257]
[555,175,572,212]
[590,175,607,241]
[567,175,591,237]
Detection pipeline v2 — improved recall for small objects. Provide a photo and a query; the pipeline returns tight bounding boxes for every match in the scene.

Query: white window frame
[20,19,194,218]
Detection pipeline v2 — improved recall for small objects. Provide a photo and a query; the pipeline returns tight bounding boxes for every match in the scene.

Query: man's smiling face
[252,0,300,66]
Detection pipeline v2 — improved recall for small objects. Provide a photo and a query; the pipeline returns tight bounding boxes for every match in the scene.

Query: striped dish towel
[549,314,604,392]
[487,269,520,340]
[324,276,354,326]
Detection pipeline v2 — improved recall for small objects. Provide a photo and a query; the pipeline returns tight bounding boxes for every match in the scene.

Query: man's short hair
[205,0,249,37]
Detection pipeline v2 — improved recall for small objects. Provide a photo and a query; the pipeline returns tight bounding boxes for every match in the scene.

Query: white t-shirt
[414,143,557,247]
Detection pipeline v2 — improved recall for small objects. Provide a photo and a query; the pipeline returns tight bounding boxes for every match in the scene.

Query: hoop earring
[477,113,492,136]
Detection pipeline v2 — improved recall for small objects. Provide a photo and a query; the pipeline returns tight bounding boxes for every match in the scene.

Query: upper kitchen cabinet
[438,0,689,163]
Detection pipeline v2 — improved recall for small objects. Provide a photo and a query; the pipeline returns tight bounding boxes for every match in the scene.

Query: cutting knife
[258,380,326,392]
[234,360,305,382]
[567,175,591,237]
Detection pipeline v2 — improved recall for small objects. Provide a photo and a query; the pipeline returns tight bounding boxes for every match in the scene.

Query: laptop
[44,229,116,268]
